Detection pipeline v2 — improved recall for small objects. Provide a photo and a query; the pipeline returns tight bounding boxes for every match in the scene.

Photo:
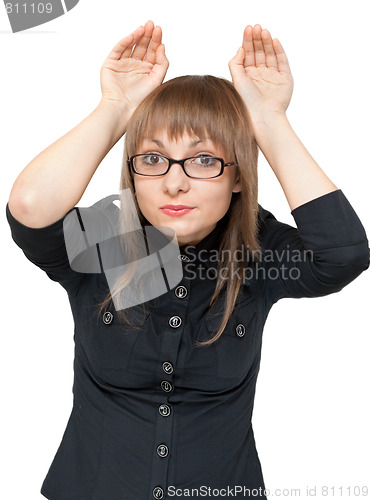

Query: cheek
[134,181,159,219]
[134,179,152,201]
[199,185,234,215]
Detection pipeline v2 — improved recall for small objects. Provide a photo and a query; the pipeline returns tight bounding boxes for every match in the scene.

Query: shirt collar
[178,214,230,272]
[141,208,262,281]
[140,213,229,272]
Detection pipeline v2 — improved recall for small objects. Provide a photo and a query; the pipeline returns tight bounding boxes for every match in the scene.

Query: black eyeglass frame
[127,154,238,179]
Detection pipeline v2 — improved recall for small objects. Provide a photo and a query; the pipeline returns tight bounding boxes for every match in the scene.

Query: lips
[160,205,195,210]
[160,206,195,217]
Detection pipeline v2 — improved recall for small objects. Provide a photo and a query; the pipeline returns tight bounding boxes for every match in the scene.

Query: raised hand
[100,20,169,113]
[228,24,294,119]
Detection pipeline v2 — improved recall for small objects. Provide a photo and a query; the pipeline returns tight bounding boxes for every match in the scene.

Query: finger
[252,24,266,67]
[145,25,163,65]
[228,46,246,82]
[106,34,134,61]
[151,44,169,80]
[242,25,255,67]
[272,38,292,74]
[106,26,145,60]
[131,20,155,60]
[261,29,278,69]
[121,26,147,58]
[228,46,245,72]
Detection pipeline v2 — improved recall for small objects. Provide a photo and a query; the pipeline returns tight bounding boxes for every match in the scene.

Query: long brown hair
[97,75,261,347]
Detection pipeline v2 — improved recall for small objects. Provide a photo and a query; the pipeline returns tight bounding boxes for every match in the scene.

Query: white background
[1,1,369,498]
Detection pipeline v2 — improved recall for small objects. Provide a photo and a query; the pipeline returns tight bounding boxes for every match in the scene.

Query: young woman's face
[132,130,242,247]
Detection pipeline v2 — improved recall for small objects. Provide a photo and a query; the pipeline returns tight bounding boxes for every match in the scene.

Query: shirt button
[162,361,173,374]
[175,285,188,298]
[157,444,169,458]
[179,254,190,262]
[169,315,182,328]
[159,404,171,417]
[153,486,164,499]
[161,380,172,393]
[236,324,246,337]
[102,311,114,325]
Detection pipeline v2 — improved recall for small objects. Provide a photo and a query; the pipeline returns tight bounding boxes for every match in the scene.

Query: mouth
[160,205,195,217]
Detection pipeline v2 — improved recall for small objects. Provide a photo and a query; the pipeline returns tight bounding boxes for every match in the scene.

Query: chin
[167,225,197,244]
[160,218,195,231]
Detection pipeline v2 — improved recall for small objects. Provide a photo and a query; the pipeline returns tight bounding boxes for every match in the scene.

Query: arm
[247,113,338,211]
[257,191,369,306]
[228,24,337,211]
[229,24,369,302]
[8,20,169,228]
[8,101,131,227]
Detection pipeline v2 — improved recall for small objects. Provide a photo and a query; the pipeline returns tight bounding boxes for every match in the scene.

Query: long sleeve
[5,202,85,296]
[258,189,369,306]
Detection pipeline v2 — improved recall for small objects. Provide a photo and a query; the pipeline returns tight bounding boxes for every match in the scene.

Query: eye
[193,155,218,166]
[142,154,165,165]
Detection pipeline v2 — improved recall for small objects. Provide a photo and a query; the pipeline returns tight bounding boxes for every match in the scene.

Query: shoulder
[257,203,279,235]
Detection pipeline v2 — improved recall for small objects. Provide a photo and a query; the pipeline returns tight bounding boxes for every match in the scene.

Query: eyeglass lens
[133,155,222,178]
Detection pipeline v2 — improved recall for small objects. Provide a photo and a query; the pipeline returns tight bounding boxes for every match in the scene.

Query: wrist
[248,110,289,140]
[249,109,287,127]
[98,96,134,117]
[96,98,133,138]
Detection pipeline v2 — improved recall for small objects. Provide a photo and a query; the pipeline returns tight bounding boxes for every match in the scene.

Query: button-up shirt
[5,189,369,500]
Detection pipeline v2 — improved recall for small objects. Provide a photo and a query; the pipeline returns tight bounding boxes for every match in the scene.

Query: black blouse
[5,189,369,500]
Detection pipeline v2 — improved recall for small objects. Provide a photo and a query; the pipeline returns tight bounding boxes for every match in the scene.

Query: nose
[162,161,190,194]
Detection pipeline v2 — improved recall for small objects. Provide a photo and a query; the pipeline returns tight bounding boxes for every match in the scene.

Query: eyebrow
[149,139,205,148]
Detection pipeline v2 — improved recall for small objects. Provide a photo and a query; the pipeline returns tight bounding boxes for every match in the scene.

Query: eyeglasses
[127,154,238,179]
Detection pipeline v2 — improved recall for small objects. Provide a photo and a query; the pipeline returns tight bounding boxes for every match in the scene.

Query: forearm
[252,112,338,211]
[8,99,131,228]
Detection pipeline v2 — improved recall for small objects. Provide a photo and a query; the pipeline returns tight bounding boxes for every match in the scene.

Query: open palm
[100,20,169,112]
[229,24,294,117]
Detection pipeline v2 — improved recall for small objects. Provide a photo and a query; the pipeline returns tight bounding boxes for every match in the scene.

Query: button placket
[160,380,172,393]
[157,444,169,458]
[174,285,188,299]
[149,279,190,499]
[158,404,171,417]
[153,486,164,499]
[102,311,113,325]
[162,361,173,374]
[168,315,182,328]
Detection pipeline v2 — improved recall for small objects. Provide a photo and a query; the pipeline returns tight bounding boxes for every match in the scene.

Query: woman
[6,20,369,500]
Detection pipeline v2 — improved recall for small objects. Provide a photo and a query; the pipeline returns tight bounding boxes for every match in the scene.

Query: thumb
[156,44,169,67]
[229,47,245,69]
[152,44,169,79]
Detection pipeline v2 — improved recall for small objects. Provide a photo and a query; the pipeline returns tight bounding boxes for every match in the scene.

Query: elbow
[7,195,32,226]
[7,190,47,229]
[344,240,370,275]
[8,185,37,217]
[314,241,370,287]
